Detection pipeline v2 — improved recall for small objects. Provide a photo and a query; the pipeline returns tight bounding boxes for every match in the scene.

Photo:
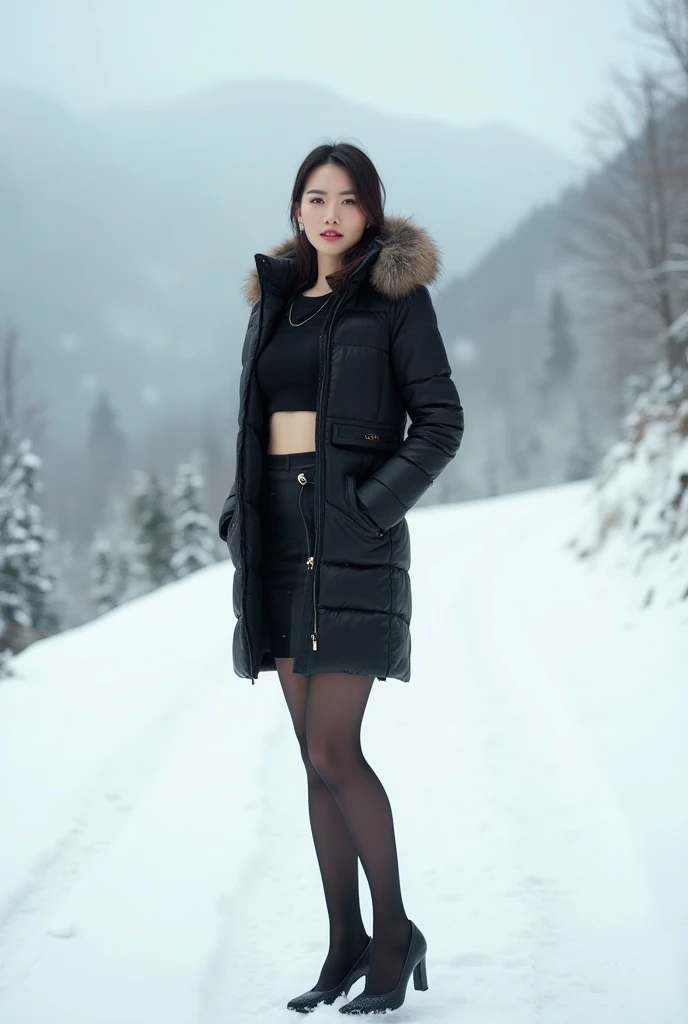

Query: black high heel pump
[287,936,372,1013]
[338,920,428,1015]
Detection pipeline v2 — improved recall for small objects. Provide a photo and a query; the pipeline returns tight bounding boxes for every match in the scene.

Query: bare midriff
[266,411,317,455]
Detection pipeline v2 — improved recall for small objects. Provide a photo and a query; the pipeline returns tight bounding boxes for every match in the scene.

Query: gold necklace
[288,291,333,327]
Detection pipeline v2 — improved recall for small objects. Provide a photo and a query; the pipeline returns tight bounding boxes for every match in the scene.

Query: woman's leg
[306,672,412,995]
[275,656,369,989]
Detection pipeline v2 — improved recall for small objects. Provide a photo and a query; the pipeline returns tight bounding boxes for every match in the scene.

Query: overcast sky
[0,0,647,160]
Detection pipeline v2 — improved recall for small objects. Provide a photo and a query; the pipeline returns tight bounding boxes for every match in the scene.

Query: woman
[219,141,464,1014]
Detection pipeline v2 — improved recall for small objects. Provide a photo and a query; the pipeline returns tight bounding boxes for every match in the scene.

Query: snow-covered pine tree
[0,647,14,680]
[170,462,216,579]
[531,288,582,484]
[0,438,60,654]
[115,537,148,603]
[89,537,121,615]
[484,430,500,497]
[538,289,577,400]
[89,389,127,458]
[129,470,175,590]
[85,389,129,532]
[566,402,600,482]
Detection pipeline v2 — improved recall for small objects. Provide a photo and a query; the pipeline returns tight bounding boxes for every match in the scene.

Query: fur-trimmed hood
[243,214,441,306]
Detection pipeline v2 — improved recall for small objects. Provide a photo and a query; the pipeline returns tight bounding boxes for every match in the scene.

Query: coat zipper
[309,247,381,653]
[310,293,345,651]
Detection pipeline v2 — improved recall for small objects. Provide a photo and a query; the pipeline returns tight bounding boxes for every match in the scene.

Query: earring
[299,221,305,232]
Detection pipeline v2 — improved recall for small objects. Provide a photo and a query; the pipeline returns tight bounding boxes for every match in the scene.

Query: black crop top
[255,292,332,415]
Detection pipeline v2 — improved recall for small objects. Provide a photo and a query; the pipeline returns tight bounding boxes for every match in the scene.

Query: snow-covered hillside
[1,481,686,1023]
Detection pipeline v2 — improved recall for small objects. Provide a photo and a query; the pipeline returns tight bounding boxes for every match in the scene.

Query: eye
[308,197,357,204]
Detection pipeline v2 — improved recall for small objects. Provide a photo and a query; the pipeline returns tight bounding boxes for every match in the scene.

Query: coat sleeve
[218,303,259,541]
[355,285,464,534]
[218,478,237,541]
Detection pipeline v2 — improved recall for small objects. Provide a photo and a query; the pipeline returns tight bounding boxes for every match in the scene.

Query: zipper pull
[311,632,318,651]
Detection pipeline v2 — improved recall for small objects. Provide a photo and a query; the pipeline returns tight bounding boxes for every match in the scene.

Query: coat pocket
[344,474,384,538]
[331,419,402,452]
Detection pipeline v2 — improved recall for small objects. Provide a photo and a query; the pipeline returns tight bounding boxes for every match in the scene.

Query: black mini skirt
[259,451,316,659]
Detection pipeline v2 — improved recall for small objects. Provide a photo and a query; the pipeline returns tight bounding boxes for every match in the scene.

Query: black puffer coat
[219,215,464,684]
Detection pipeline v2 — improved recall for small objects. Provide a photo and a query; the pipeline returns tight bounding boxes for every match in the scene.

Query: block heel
[413,954,428,990]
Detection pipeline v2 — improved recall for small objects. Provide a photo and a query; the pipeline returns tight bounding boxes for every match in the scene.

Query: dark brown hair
[287,140,386,296]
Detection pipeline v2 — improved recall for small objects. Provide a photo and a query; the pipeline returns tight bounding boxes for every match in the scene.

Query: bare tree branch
[632,0,688,82]
[564,61,688,371]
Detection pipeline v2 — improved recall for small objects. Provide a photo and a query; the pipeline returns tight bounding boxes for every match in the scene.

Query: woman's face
[296,162,368,259]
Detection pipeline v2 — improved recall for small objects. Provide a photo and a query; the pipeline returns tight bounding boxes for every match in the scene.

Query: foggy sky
[1,0,645,160]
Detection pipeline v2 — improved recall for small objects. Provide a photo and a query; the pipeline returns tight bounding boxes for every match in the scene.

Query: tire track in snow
[405,493,570,1020]
[456,486,684,1022]
[197,697,326,1023]
[0,658,223,996]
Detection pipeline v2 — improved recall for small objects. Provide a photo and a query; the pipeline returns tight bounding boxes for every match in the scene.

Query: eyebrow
[305,189,356,195]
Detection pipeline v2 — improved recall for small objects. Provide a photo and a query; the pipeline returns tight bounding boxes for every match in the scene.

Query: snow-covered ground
[1,480,686,1023]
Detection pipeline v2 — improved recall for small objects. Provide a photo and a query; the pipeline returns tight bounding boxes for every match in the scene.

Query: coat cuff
[356,478,408,534]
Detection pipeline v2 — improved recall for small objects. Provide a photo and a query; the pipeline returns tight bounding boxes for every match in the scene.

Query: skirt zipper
[297,472,317,649]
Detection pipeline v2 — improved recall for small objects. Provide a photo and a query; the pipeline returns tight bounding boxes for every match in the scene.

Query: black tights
[276,657,412,996]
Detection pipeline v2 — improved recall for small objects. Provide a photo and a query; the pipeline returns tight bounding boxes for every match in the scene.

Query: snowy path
[1,483,686,1022]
